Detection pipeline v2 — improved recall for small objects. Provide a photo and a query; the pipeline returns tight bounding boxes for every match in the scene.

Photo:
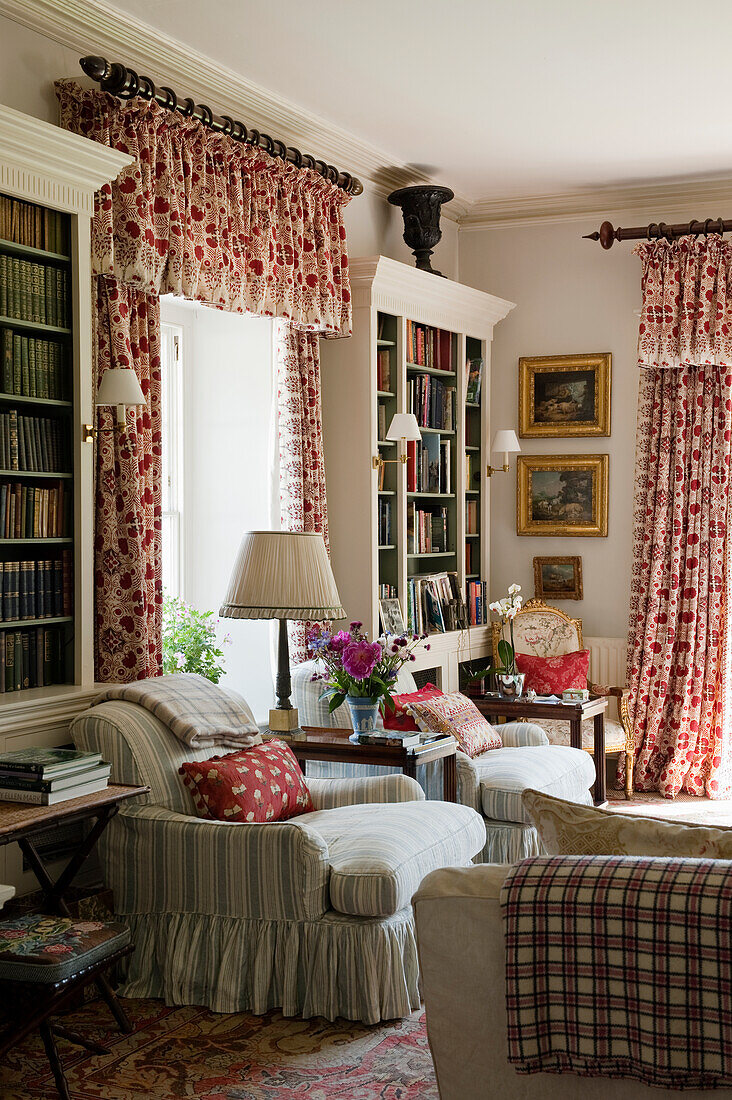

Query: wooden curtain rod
[584,218,732,250]
[79,55,364,196]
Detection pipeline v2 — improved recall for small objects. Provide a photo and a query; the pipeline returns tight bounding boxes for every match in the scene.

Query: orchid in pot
[473,583,526,698]
[307,620,429,732]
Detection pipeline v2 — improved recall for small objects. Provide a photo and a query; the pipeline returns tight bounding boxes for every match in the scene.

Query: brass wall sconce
[372,412,422,470]
[486,429,521,477]
[83,368,147,443]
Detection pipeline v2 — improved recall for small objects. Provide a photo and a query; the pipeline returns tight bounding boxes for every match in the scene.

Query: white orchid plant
[471,583,523,680]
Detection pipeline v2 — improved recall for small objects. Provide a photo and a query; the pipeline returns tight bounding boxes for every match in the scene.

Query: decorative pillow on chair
[523,788,732,858]
[515,650,590,695]
[383,683,444,731]
[180,740,313,822]
[406,692,502,758]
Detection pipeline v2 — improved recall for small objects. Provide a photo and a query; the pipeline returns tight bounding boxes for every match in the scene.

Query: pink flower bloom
[349,621,363,632]
[342,640,379,680]
[329,630,351,654]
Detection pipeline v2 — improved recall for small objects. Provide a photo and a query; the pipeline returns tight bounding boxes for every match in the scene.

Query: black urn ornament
[387,184,455,277]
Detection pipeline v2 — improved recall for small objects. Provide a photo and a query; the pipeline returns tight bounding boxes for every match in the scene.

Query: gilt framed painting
[517,454,608,537]
[519,353,611,437]
[533,556,583,601]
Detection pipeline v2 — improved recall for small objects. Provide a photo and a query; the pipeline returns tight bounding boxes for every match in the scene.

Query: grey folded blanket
[95,673,262,749]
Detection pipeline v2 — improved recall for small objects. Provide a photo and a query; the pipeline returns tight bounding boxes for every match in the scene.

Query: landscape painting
[517,455,608,537]
[519,353,611,437]
[533,556,583,601]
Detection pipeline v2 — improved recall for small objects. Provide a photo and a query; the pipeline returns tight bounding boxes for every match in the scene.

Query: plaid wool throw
[501,855,732,1089]
[96,674,261,749]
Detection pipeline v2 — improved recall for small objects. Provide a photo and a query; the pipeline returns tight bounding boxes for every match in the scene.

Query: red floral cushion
[406,692,502,758]
[179,740,313,823]
[515,650,590,695]
[383,683,444,731]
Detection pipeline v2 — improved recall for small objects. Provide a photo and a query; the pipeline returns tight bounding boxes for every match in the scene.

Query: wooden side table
[292,726,458,802]
[469,694,609,805]
[0,783,149,1031]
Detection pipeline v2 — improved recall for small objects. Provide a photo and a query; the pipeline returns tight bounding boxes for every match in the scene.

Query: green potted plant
[162,595,231,684]
[472,583,525,698]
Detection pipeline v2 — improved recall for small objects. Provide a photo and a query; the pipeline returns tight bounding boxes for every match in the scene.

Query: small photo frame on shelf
[533,556,583,601]
[465,357,484,404]
[517,454,608,537]
[379,597,406,636]
[518,353,611,437]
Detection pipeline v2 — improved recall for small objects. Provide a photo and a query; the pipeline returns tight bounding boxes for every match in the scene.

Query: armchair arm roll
[306,773,425,809]
[498,722,549,748]
[99,804,331,922]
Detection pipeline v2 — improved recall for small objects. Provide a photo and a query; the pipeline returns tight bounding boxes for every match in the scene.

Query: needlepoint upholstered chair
[491,598,634,798]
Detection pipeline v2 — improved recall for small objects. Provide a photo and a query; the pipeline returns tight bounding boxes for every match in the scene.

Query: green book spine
[34,418,45,472]
[22,629,31,685]
[8,409,18,471]
[1,329,11,393]
[20,336,29,396]
[28,338,36,398]
[5,631,14,692]
[20,259,31,320]
[11,257,20,319]
[62,269,69,328]
[12,334,21,395]
[0,255,6,317]
[31,262,41,325]
[40,341,49,399]
[47,341,55,400]
[14,631,22,691]
[44,265,54,327]
[0,630,6,693]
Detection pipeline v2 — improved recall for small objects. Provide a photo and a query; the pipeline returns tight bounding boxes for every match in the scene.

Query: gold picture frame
[517,454,608,537]
[533,556,583,601]
[519,353,611,437]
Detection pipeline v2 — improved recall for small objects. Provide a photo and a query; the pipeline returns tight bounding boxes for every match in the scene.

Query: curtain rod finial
[80,55,109,81]
[582,231,600,241]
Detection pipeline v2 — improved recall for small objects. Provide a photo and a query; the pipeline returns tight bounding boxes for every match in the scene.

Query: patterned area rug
[606,792,732,826]
[0,998,437,1100]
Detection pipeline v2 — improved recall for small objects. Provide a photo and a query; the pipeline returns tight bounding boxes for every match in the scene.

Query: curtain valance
[55,80,353,335]
[635,236,732,369]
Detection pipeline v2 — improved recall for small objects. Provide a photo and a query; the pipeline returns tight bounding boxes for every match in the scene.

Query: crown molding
[459,175,732,231]
[0,0,470,220]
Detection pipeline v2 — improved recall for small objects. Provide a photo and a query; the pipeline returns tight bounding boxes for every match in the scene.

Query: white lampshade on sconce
[372,412,421,469]
[487,429,521,477]
[83,368,147,443]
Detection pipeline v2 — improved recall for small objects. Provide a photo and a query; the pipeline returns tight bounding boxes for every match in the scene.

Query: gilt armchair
[491,598,633,798]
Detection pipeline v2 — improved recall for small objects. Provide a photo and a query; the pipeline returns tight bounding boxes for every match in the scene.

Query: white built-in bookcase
[320,256,514,692]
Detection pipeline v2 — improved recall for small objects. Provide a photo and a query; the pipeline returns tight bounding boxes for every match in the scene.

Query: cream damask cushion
[538,717,626,752]
[522,788,732,857]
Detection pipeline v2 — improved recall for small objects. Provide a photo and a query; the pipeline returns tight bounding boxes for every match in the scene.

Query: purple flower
[329,630,351,654]
[424,644,431,651]
[349,621,363,632]
[342,639,379,680]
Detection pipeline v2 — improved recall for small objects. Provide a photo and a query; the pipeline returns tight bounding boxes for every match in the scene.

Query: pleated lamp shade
[220,531,344,621]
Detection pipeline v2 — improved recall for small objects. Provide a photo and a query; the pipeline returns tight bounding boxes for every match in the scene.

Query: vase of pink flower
[307,620,429,732]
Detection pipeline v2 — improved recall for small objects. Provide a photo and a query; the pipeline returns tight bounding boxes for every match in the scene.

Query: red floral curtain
[56,81,352,336]
[627,236,732,798]
[57,82,352,682]
[276,322,329,662]
[94,276,162,680]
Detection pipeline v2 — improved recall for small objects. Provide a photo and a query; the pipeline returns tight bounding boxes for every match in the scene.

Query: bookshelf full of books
[0,102,133,890]
[320,256,514,694]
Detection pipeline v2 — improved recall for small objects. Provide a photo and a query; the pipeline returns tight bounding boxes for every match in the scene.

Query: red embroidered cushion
[406,692,502,758]
[383,683,444,731]
[515,650,590,695]
[179,740,313,823]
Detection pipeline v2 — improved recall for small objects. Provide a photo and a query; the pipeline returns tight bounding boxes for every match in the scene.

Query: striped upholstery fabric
[306,801,486,917]
[306,774,424,808]
[536,716,626,752]
[470,746,594,825]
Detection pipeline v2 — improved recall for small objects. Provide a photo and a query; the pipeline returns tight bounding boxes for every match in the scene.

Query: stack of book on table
[0,747,110,805]
[357,729,456,753]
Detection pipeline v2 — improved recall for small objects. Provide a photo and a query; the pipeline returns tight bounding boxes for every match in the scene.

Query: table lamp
[220,531,345,738]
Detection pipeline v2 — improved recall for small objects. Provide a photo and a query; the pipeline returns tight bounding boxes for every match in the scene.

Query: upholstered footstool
[456,727,596,863]
[0,914,133,1100]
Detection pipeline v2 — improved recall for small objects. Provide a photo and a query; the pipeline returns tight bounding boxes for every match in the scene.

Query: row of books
[0,626,67,696]
[2,329,69,400]
[465,358,484,404]
[406,571,465,635]
[465,452,480,490]
[406,321,453,371]
[465,540,479,576]
[0,481,71,539]
[407,503,449,555]
[0,255,70,328]
[0,410,69,472]
[408,374,456,431]
[466,499,479,535]
[0,552,72,622]
[0,747,108,806]
[377,348,392,391]
[0,196,69,255]
[378,582,397,599]
[407,436,451,494]
[378,498,392,546]
[467,579,489,625]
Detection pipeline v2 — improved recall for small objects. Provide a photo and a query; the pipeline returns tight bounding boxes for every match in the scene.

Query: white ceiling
[103,0,732,205]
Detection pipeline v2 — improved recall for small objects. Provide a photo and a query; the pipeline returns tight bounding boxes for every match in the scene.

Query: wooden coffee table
[290,726,458,802]
[469,693,609,805]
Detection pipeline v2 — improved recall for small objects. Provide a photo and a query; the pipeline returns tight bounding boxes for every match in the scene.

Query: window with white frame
[160,322,184,599]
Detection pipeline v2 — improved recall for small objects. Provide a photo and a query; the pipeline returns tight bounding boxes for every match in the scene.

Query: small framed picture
[533,556,583,601]
[379,597,406,636]
[517,454,608,537]
[519,353,611,437]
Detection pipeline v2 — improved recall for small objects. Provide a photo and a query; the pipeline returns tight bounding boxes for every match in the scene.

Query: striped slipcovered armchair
[70,685,485,1024]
